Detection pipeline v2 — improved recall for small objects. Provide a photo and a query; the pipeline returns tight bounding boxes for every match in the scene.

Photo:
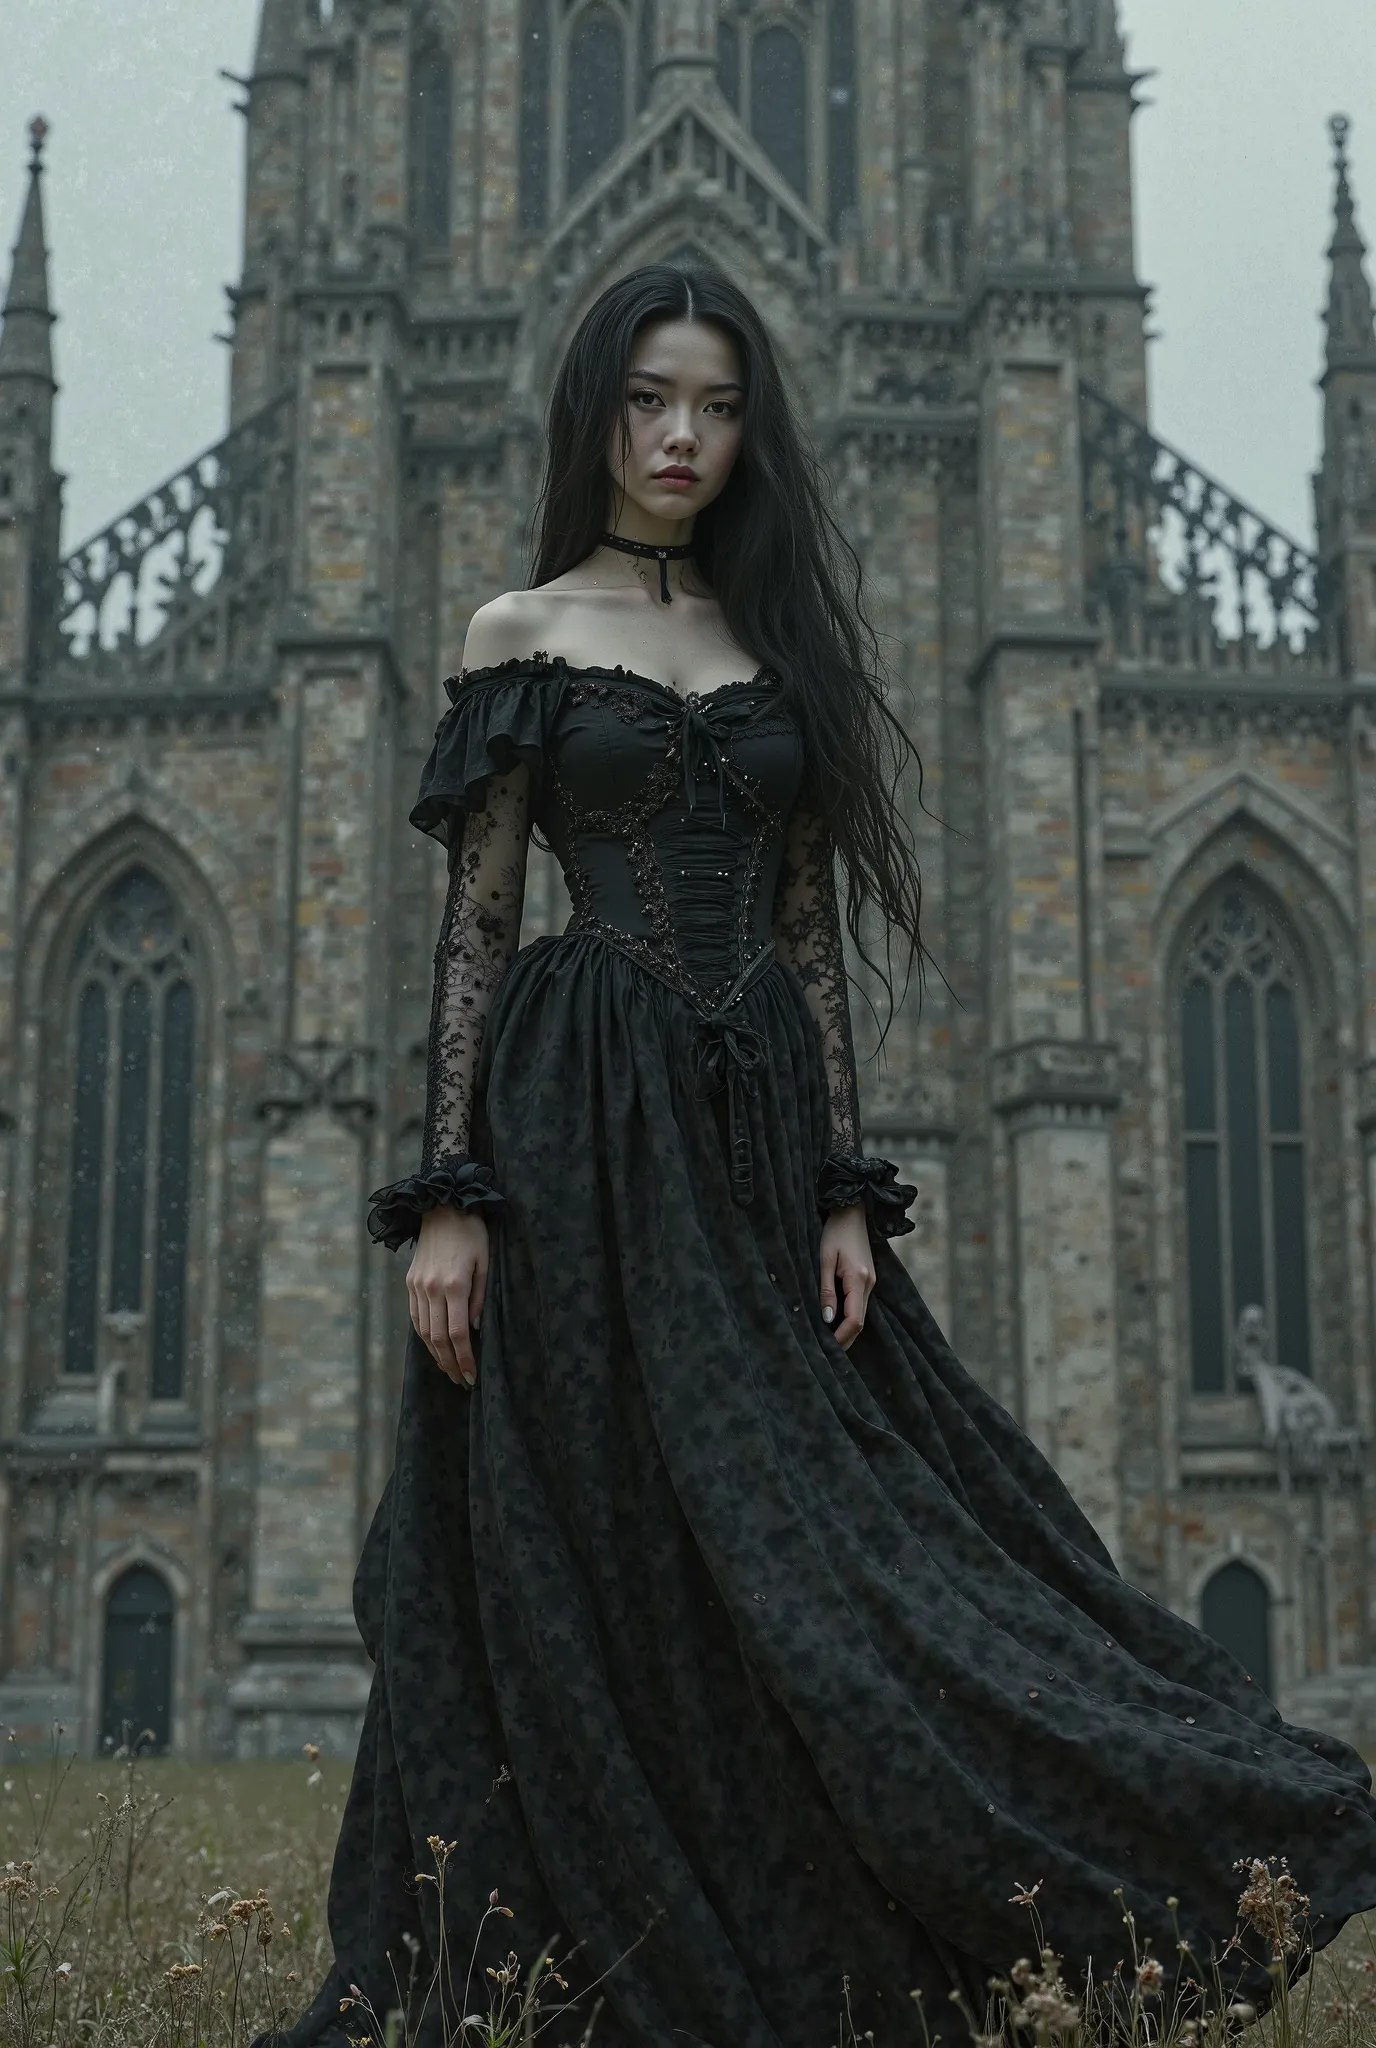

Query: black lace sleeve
[771,797,862,1156]
[421,763,531,1167]
[772,797,917,1237]
[367,761,531,1250]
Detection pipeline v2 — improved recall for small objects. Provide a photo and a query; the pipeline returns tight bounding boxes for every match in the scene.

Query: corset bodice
[534,667,804,1010]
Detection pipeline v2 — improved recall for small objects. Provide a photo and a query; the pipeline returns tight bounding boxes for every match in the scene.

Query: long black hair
[529,261,926,1005]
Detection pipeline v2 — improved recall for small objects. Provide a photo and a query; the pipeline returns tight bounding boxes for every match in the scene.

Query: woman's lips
[654,470,697,488]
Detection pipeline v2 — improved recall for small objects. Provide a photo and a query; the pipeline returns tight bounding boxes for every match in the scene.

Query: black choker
[601,532,694,603]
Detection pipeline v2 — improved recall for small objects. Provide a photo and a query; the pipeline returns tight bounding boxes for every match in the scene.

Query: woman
[264,265,1376,2048]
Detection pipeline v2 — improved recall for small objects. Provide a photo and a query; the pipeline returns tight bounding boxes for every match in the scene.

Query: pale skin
[408,316,876,1389]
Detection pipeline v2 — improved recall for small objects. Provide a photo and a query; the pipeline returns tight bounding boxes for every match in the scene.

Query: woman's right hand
[407,1207,490,1388]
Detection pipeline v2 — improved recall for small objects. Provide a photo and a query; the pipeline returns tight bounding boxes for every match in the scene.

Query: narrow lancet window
[825,0,856,234]
[1178,886,1311,1394]
[566,7,626,198]
[750,23,807,199]
[716,16,740,113]
[61,868,199,1399]
[636,0,657,111]
[410,45,454,247]
[519,0,552,229]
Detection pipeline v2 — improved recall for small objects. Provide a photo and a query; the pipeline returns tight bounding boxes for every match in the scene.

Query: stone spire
[1079,0,1127,70]
[252,0,307,83]
[1324,115,1376,373]
[0,117,57,433]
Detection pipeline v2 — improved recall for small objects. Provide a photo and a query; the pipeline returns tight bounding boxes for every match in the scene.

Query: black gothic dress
[264,657,1376,2048]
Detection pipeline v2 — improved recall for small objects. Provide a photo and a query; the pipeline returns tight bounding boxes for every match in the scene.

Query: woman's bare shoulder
[460,588,578,672]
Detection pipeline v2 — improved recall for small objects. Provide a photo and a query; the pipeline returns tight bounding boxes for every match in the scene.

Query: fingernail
[461,1371,476,1389]
[822,1306,835,1323]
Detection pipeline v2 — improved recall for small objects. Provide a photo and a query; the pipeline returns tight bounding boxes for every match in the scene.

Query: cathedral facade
[2,0,1376,1758]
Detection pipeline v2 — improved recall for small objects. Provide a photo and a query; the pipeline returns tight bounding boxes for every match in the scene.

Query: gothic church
[2,0,1376,1757]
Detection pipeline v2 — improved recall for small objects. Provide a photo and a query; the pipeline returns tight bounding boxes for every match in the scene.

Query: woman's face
[607,318,745,532]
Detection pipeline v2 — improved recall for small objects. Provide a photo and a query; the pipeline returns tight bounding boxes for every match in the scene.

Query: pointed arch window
[410,43,454,247]
[1200,1561,1272,1697]
[1178,885,1311,1395]
[62,868,199,1401]
[566,7,626,199]
[101,1566,174,1754]
[750,23,807,199]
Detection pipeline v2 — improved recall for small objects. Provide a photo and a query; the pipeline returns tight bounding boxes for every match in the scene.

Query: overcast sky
[1,0,1373,550]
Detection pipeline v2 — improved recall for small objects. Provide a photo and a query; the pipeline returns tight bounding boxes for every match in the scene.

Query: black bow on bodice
[688,943,776,1207]
[676,693,731,818]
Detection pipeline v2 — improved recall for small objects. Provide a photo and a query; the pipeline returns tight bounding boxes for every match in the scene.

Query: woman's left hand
[819,1205,875,1348]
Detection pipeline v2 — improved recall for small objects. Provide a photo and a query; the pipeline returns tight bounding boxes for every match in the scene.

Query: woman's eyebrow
[627,369,745,394]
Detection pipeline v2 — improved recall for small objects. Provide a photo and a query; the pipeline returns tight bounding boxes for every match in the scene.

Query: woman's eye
[628,388,661,407]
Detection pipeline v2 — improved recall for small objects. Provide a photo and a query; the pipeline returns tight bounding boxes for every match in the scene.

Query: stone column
[477,0,522,287]
[651,0,717,97]
[0,710,27,1366]
[856,0,901,289]
[231,278,403,1757]
[991,1041,1120,1549]
[973,285,1123,1559]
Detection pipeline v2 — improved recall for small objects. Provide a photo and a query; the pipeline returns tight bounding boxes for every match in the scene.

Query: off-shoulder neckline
[444,651,780,708]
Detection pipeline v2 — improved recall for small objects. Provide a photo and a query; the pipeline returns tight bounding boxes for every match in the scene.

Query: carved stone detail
[1099,681,1355,743]
[1357,1059,1376,1137]
[990,1037,1121,1120]
[258,1042,377,1134]
[1233,1306,1363,1484]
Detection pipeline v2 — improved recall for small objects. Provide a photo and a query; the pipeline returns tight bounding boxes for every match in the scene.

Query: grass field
[1,1744,1374,2048]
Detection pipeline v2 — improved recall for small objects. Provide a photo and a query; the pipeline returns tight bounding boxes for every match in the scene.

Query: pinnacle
[1324,114,1376,369]
[253,0,307,81]
[0,115,56,392]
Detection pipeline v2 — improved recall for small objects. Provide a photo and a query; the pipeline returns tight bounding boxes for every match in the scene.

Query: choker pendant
[600,531,695,603]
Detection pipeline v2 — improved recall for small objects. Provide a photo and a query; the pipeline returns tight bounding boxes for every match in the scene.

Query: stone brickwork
[2,0,1376,1758]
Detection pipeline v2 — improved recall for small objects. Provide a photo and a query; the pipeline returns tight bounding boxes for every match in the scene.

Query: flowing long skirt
[263,934,1376,2048]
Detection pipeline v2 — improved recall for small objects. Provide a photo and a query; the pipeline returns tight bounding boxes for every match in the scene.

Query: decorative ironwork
[53,394,294,692]
[1080,383,1333,677]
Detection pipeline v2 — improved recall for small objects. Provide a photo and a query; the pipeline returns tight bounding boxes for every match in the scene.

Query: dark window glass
[636,0,656,110]
[825,0,856,235]
[60,867,198,1393]
[1179,888,1311,1393]
[566,9,625,199]
[1200,1561,1272,1698]
[110,981,152,1314]
[1224,976,1265,1323]
[1181,979,1214,1130]
[750,24,807,198]
[1266,982,1301,1133]
[1271,1147,1310,1376]
[1185,1142,1224,1393]
[519,0,551,229]
[101,1566,174,1755]
[717,16,740,111]
[63,982,108,1376]
[152,981,196,1401]
[410,47,454,246]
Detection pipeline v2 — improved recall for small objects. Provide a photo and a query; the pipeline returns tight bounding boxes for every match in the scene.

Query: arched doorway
[1200,1560,1272,1698]
[101,1566,174,1754]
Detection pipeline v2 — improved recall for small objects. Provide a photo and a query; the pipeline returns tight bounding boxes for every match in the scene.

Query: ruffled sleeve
[410,659,566,849]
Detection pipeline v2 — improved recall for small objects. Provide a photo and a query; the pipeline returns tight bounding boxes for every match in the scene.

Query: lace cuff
[366,1155,506,1252]
[816,1152,917,1239]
